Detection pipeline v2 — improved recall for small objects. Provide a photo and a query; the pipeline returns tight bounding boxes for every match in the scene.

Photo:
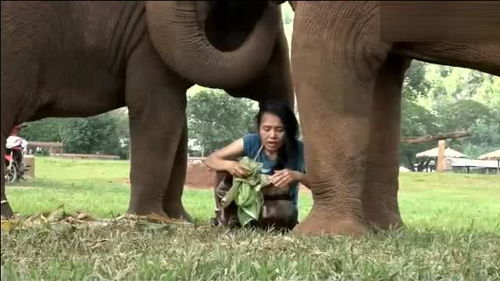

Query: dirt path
[184,163,216,189]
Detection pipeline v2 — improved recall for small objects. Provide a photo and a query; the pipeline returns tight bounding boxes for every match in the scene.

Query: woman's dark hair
[256,100,300,171]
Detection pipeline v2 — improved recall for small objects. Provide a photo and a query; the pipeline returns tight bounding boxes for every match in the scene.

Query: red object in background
[4,154,13,162]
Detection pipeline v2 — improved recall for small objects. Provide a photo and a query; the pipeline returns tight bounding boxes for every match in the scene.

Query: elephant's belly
[35,62,126,119]
[50,90,125,118]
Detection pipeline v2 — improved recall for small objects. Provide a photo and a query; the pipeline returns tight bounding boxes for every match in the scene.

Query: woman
[205,101,308,229]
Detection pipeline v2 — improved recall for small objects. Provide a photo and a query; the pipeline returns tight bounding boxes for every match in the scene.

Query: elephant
[288,1,500,236]
[1,1,294,219]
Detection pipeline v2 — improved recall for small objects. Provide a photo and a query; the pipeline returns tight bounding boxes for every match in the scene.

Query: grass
[2,157,500,281]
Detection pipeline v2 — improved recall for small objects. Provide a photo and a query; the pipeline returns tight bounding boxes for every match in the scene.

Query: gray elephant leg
[162,121,192,221]
[1,132,13,218]
[291,1,391,236]
[291,19,369,236]
[1,46,39,218]
[362,54,409,231]
[0,98,32,218]
[1,98,15,218]
[125,38,191,218]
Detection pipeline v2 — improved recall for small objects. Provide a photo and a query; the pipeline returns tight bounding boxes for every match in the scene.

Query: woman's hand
[270,169,302,188]
[226,161,249,178]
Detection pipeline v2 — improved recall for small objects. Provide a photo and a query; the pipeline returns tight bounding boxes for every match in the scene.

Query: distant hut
[478,149,500,174]
[26,141,64,155]
[415,147,467,172]
[416,147,468,159]
[449,158,499,174]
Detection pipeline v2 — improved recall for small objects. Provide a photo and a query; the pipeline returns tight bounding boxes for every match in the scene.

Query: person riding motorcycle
[4,124,28,182]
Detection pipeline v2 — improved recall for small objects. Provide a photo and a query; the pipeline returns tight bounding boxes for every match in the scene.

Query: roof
[478,149,500,160]
[416,147,467,158]
[450,158,500,168]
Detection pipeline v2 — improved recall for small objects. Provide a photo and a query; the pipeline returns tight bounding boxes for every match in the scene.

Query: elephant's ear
[144,1,281,88]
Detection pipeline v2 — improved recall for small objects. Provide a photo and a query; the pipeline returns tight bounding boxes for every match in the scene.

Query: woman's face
[259,113,285,153]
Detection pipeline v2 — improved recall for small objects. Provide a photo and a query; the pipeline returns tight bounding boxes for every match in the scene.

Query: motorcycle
[4,135,29,183]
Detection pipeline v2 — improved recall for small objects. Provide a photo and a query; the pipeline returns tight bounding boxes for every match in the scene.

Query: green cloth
[221,157,270,226]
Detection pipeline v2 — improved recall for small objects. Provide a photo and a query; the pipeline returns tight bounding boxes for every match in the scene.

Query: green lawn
[2,157,500,281]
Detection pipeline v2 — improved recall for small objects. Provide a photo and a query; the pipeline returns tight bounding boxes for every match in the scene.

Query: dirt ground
[185,163,217,189]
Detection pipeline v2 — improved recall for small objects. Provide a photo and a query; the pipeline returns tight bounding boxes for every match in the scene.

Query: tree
[19,118,65,142]
[58,113,122,155]
[402,60,432,100]
[399,99,440,169]
[19,108,130,158]
[187,89,258,156]
[400,61,500,164]
[437,100,492,132]
[437,100,499,158]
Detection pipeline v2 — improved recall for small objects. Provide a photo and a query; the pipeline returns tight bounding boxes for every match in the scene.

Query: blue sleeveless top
[242,133,306,207]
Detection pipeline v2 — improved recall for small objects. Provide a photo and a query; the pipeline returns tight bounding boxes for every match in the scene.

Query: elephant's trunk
[145,1,280,88]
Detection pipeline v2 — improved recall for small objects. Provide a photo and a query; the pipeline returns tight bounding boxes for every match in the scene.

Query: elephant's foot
[364,210,403,231]
[362,191,403,231]
[127,202,169,218]
[1,200,14,219]
[163,203,192,223]
[293,207,368,237]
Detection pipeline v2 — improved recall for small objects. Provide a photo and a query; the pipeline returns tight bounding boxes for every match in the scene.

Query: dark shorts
[213,171,298,230]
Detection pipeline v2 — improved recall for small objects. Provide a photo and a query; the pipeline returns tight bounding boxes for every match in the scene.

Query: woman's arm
[270,169,310,189]
[292,171,311,189]
[204,138,249,178]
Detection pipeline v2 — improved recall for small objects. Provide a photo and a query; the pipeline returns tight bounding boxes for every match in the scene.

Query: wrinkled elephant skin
[290,2,500,236]
[1,2,293,219]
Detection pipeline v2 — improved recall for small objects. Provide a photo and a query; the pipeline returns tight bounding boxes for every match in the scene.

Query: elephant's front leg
[126,39,191,219]
[291,2,389,236]
[1,132,13,218]
[292,5,373,236]
[362,55,409,231]
[1,99,21,218]
[162,121,192,221]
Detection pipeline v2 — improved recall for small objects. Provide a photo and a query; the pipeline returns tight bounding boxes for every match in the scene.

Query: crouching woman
[204,101,308,230]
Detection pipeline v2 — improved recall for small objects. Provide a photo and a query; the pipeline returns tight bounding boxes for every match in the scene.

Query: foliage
[402,61,432,100]
[400,99,439,169]
[58,114,120,155]
[436,99,492,131]
[17,118,64,143]
[432,99,498,157]
[19,109,130,159]
[400,61,500,166]
[187,89,258,156]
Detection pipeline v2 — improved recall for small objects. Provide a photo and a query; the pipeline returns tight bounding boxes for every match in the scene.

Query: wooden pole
[436,140,446,172]
[24,155,35,178]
